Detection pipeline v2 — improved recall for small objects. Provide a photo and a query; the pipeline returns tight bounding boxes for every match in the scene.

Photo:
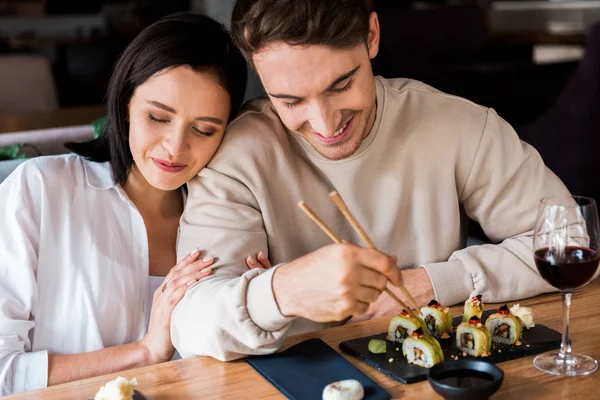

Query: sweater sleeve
[422,108,571,305]
[0,165,48,395]
[171,167,294,362]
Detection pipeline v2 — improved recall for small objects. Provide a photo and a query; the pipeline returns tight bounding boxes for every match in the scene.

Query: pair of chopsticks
[298,191,421,319]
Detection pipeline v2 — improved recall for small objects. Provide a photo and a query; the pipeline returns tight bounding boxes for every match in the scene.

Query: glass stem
[558,292,573,363]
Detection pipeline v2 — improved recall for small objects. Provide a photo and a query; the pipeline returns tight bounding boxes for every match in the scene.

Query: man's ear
[367,12,380,60]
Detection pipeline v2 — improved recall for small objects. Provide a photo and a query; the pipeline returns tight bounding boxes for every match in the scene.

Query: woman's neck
[122,166,183,219]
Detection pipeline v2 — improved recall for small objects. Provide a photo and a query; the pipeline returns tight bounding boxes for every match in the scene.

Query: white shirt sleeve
[0,165,48,395]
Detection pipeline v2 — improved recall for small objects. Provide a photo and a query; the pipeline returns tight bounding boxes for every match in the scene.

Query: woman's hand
[246,251,272,269]
[140,249,215,364]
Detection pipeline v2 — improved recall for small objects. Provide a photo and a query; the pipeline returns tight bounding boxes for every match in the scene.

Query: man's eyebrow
[146,100,176,113]
[325,65,360,91]
[267,65,361,101]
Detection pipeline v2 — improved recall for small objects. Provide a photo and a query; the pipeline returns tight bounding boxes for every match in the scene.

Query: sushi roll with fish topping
[420,299,453,339]
[456,316,491,357]
[462,295,484,322]
[402,328,444,368]
[485,304,523,345]
[387,309,425,344]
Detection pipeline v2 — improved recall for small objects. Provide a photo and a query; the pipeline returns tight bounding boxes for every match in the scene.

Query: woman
[0,13,269,395]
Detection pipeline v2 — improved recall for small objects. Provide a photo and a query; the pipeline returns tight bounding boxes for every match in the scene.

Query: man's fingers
[354,286,382,304]
[358,267,388,291]
[356,248,402,287]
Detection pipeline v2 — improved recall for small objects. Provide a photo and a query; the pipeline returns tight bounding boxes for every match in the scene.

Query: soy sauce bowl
[427,360,504,400]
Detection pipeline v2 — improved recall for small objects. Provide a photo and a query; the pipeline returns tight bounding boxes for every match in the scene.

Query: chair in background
[0,55,59,113]
[0,124,94,157]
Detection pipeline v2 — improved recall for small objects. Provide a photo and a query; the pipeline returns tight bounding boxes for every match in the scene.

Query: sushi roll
[387,309,425,343]
[456,316,491,357]
[420,299,453,339]
[402,328,444,368]
[462,294,484,322]
[485,304,523,345]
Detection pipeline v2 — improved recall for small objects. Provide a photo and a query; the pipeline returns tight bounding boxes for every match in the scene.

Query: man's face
[252,13,380,160]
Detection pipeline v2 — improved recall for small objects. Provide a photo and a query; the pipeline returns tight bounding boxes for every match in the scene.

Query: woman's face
[127,65,231,191]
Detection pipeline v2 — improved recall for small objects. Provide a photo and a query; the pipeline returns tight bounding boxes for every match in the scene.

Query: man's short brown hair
[231,0,373,61]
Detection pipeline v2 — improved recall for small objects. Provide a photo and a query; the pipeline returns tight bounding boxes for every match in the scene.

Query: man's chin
[312,140,362,160]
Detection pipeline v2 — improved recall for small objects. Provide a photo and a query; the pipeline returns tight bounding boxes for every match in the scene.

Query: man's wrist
[400,267,435,306]
[272,262,298,317]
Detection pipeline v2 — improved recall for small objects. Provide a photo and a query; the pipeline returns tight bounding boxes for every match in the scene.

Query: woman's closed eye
[192,126,215,137]
[148,114,169,124]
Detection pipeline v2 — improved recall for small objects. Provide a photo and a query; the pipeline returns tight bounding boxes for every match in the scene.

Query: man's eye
[284,101,300,109]
[332,78,353,93]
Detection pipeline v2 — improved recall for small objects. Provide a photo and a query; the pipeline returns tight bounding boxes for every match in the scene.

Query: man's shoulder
[379,77,488,116]
[227,97,288,140]
[210,97,294,164]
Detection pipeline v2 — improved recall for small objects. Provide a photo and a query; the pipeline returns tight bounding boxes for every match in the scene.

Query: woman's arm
[47,342,150,386]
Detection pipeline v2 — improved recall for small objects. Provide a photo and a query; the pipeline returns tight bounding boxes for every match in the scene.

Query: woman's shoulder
[3,154,111,193]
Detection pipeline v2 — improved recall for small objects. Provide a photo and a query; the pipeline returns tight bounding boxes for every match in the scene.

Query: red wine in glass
[534,246,600,291]
[533,195,599,376]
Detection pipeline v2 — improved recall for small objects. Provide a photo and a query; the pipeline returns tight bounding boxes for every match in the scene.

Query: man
[171,0,569,361]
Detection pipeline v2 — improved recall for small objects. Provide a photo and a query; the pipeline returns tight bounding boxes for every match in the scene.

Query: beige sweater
[172,77,569,361]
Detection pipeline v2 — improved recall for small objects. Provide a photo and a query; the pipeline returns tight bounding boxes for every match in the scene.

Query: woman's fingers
[257,252,272,269]
[174,248,201,270]
[171,265,213,288]
[171,256,214,280]
[246,252,272,269]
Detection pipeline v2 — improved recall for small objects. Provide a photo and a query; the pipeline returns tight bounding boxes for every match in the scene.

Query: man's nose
[307,101,341,138]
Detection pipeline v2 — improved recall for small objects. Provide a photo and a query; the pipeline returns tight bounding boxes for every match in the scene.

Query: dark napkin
[246,338,391,400]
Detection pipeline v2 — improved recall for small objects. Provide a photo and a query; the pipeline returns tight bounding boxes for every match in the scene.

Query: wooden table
[7,280,600,399]
[0,106,105,134]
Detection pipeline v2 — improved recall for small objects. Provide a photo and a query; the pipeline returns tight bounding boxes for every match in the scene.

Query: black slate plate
[247,338,391,400]
[339,310,561,384]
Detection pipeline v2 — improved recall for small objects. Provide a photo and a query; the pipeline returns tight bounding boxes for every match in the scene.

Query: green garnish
[368,339,387,354]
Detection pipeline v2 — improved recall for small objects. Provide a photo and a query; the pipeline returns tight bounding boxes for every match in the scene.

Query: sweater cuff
[246,265,294,332]
[13,350,48,394]
[422,260,474,306]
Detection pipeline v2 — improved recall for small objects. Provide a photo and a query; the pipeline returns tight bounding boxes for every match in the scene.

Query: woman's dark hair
[66,12,247,185]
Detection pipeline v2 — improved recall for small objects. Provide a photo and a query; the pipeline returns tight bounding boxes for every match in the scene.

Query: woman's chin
[147,175,188,191]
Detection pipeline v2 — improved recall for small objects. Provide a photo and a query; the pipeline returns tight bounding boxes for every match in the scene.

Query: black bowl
[427,360,504,400]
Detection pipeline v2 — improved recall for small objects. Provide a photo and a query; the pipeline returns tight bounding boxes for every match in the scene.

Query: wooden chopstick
[329,191,422,311]
[297,200,419,320]
[298,201,341,244]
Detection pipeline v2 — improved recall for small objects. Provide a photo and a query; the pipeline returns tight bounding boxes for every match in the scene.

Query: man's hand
[345,267,435,324]
[272,243,401,322]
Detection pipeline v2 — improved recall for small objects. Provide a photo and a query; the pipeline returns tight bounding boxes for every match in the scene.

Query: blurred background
[1,0,600,215]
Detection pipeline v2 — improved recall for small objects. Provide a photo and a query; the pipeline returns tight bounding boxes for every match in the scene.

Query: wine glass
[533,196,599,376]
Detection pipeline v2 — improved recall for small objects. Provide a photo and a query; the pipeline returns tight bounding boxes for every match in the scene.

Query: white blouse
[0,155,168,395]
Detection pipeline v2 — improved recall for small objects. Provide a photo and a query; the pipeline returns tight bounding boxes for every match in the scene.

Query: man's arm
[171,167,293,362]
[423,108,570,305]
[171,168,401,361]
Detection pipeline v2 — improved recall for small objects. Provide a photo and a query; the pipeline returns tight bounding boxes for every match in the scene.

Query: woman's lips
[313,115,354,145]
[151,158,187,173]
